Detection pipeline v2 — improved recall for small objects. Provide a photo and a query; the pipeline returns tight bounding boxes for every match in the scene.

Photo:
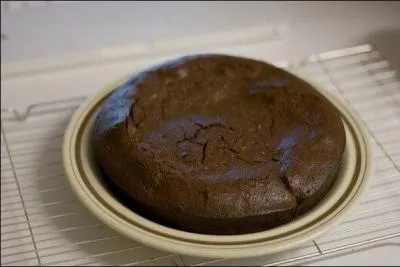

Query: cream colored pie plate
[63,71,373,259]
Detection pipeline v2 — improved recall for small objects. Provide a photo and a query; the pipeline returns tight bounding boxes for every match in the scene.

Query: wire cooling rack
[1,44,400,266]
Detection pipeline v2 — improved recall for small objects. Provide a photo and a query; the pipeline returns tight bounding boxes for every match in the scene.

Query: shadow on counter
[364,28,400,78]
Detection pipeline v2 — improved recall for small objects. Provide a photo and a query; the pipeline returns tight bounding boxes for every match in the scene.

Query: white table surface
[2,1,400,109]
[1,1,400,266]
[1,1,400,63]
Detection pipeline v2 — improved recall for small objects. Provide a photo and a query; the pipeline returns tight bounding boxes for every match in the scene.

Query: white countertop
[2,1,400,109]
[1,1,400,63]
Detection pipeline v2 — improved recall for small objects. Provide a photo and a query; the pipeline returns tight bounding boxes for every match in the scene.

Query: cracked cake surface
[92,54,346,235]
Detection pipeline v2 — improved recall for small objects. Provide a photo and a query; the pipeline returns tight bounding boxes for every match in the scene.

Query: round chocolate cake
[92,54,346,235]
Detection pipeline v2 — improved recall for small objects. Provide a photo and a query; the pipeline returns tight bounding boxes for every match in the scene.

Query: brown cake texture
[92,54,346,235]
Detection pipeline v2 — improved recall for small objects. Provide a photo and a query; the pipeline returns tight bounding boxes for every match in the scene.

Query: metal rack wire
[1,44,399,266]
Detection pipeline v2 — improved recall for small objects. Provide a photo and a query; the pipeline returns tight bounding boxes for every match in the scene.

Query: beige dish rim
[62,72,373,258]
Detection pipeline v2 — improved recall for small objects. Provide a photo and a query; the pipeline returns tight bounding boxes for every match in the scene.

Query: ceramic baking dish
[62,69,373,259]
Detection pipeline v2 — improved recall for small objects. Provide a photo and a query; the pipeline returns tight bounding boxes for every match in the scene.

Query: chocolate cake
[92,54,346,235]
